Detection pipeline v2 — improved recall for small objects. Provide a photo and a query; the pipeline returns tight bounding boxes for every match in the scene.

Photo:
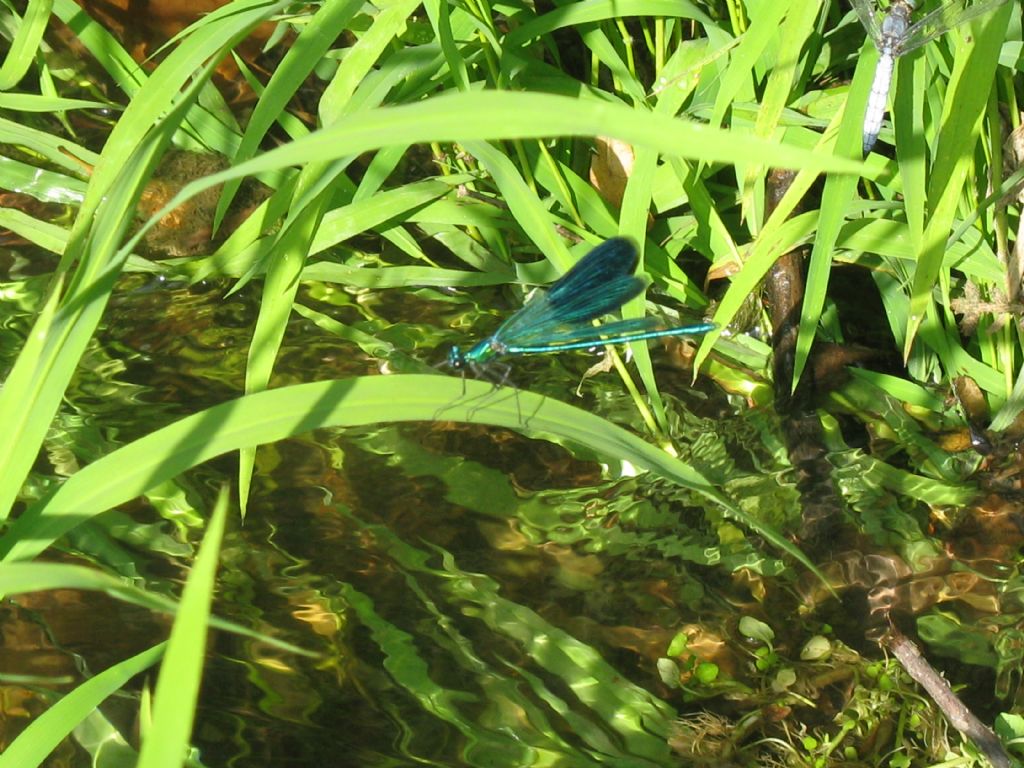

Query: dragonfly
[851,0,1009,154]
[446,237,715,380]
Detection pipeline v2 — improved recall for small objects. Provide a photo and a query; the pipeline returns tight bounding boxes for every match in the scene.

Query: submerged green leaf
[738,615,774,646]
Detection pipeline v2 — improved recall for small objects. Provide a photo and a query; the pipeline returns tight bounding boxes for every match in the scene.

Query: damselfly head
[447,346,466,371]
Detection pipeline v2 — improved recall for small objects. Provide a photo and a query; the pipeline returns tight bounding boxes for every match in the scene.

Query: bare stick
[883,629,1010,768]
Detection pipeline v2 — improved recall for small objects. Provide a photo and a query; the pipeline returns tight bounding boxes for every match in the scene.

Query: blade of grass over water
[0,157,85,204]
[0,376,826,586]
[0,643,165,768]
[0,0,53,91]
[0,89,184,521]
[0,209,68,254]
[134,93,864,238]
[136,487,228,768]
[0,561,313,656]
[237,0,425,513]
[239,173,337,514]
[0,0,290,521]
[0,113,100,172]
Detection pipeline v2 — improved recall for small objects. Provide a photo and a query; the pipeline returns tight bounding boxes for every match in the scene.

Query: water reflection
[3,275,1021,766]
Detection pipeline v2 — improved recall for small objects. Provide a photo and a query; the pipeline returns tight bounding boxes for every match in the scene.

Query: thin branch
[883,629,1011,768]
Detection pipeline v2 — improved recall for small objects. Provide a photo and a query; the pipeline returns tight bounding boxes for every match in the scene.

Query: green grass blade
[234,0,426,509]
[579,25,647,105]
[0,93,110,111]
[0,0,285,520]
[693,207,818,373]
[991,365,1024,432]
[620,143,668,428]
[136,487,228,768]
[790,42,877,387]
[0,0,54,90]
[127,89,867,300]
[321,0,420,121]
[0,87,195,521]
[0,113,100,173]
[311,178,460,255]
[63,0,284,241]
[506,0,716,47]
[423,0,470,91]
[893,55,926,249]
[464,140,570,268]
[0,376,826,587]
[709,1,782,128]
[0,209,68,254]
[0,273,63,514]
[239,176,335,514]
[0,561,313,657]
[619,42,710,429]
[138,93,864,234]
[216,0,360,225]
[0,643,164,768]
[0,156,85,204]
[905,1,1012,353]
[744,0,819,208]
[52,0,147,94]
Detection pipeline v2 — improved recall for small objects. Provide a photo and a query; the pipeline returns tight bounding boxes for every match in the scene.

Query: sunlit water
[2,273,1021,767]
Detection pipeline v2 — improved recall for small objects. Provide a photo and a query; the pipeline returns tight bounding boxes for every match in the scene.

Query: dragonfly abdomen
[863,52,895,154]
[855,0,1009,154]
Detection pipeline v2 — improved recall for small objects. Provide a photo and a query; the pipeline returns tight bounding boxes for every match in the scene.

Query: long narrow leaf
[136,487,229,768]
[905,2,1012,353]
[791,42,877,387]
[216,0,361,225]
[0,0,54,90]
[0,1,287,520]
[0,644,164,768]
[0,376,826,587]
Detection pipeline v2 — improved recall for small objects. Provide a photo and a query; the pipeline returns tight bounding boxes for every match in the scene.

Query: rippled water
[3,271,1021,767]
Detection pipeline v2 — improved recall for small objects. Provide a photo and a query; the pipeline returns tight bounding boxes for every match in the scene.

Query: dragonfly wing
[546,237,639,306]
[543,239,646,328]
[514,316,669,348]
[897,0,1008,54]
[496,273,645,346]
[543,272,644,327]
[491,238,645,345]
[851,0,883,42]
[505,316,713,354]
